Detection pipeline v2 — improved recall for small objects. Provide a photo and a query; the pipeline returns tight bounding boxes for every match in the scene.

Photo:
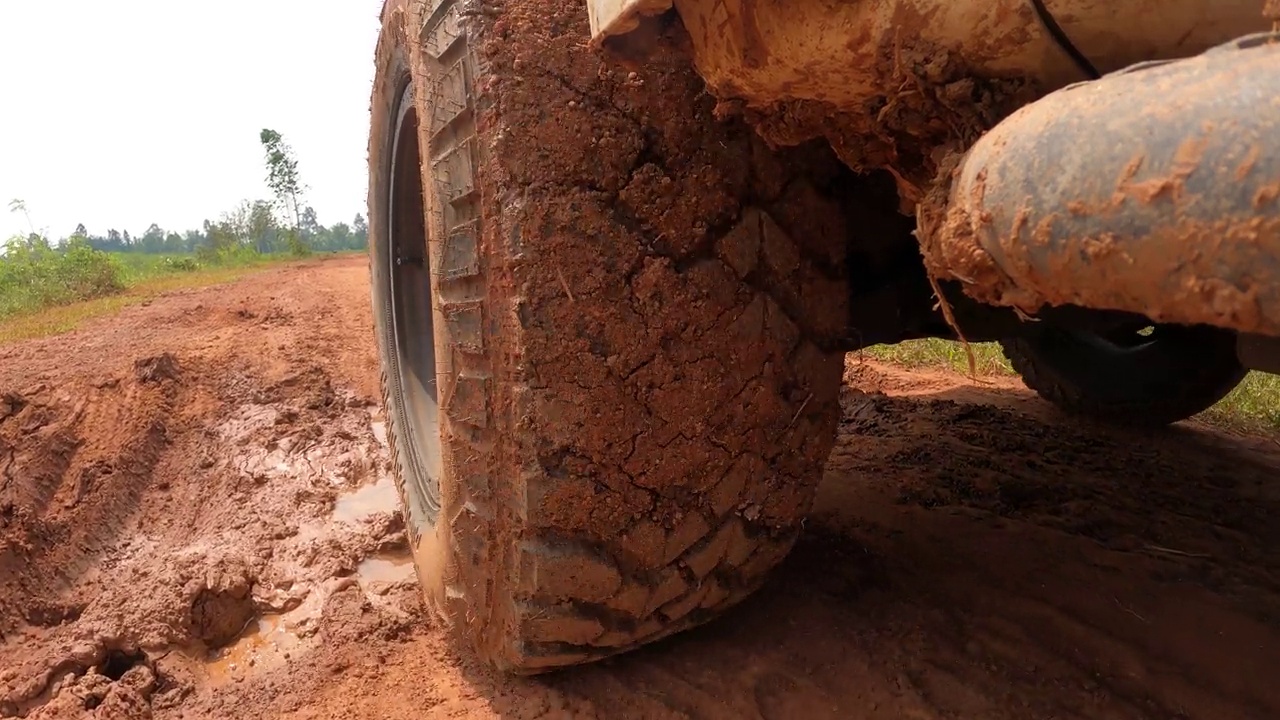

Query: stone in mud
[189,569,256,649]
[0,392,26,422]
[191,588,255,649]
[133,354,180,384]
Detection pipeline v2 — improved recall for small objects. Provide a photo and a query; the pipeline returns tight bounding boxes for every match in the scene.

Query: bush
[163,256,201,272]
[196,242,263,266]
[0,235,125,318]
[58,237,125,297]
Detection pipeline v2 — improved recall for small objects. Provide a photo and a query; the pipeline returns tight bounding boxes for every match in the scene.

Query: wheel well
[830,163,1022,351]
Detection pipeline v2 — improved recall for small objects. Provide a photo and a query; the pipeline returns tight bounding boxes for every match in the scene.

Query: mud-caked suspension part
[920,32,1280,339]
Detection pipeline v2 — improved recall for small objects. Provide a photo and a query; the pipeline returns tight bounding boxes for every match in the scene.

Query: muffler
[920,33,1280,338]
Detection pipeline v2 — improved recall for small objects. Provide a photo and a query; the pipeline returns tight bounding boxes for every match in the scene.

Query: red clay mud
[1,256,1278,718]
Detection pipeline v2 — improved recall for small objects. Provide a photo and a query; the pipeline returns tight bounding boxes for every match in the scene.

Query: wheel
[1000,322,1246,426]
[368,0,869,672]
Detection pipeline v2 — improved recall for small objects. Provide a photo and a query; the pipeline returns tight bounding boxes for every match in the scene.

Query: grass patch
[0,262,274,344]
[0,237,124,317]
[1,237,286,318]
[111,252,206,282]
[863,338,1013,376]
[1204,373,1280,433]
[865,338,1279,433]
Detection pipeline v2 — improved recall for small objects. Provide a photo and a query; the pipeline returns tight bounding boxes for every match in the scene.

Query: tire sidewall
[1002,325,1246,423]
[368,16,453,620]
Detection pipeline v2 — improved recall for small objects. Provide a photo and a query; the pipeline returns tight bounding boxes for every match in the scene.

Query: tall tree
[140,223,165,253]
[164,232,184,253]
[248,200,277,253]
[259,129,306,255]
[300,206,322,241]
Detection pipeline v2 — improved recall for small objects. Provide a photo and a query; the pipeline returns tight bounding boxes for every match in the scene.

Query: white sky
[0,0,383,240]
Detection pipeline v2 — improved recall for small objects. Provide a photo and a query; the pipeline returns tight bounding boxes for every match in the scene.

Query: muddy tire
[369,0,863,672]
[1000,324,1246,426]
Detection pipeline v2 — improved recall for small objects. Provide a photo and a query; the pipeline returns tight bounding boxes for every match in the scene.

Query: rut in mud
[1,256,1278,719]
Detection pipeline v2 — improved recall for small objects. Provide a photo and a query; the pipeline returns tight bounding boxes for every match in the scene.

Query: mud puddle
[0,289,415,718]
[356,551,414,583]
[332,474,398,524]
[204,616,301,684]
[187,405,407,687]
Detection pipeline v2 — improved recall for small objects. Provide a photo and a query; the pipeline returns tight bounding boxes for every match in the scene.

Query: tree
[140,223,165,253]
[73,223,89,238]
[202,216,241,260]
[248,200,277,253]
[259,129,307,255]
[300,206,322,242]
[353,213,368,246]
[329,222,353,250]
[183,229,206,253]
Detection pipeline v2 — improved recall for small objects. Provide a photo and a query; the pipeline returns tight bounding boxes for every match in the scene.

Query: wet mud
[1,256,1277,718]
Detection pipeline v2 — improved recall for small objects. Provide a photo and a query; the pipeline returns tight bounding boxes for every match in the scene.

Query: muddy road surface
[1,255,1278,719]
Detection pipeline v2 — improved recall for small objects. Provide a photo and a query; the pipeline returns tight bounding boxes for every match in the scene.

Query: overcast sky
[0,0,383,240]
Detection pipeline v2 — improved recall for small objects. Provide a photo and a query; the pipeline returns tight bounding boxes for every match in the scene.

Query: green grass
[0,239,293,343]
[864,338,1280,433]
[0,264,275,344]
[0,238,124,317]
[111,252,204,282]
[863,338,1014,376]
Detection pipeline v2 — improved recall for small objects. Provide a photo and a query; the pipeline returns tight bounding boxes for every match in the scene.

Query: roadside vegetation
[1,129,367,339]
[865,338,1280,433]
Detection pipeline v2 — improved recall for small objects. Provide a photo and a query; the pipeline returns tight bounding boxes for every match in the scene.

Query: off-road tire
[369,0,868,672]
[1001,325,1246,426]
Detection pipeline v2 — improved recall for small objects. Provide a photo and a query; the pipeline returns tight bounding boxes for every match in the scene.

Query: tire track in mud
[0,355,179,642]
[2,256,1279,719]
[0,259,417,719]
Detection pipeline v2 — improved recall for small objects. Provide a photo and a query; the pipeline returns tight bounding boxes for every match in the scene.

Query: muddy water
[194,408,408,684]
[332,475,399,524]
[356,552,415,585]
[204,616,301,684]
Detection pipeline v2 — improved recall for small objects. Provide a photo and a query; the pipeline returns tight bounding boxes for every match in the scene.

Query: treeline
[72,201,368,256]
[2,197,368,320]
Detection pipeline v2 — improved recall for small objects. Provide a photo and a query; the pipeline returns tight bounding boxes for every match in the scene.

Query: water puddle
[332,474,398,523]
[369,418,388,447]
[204,615,301,684]
[356,551,416,585]
[217,400,388,492]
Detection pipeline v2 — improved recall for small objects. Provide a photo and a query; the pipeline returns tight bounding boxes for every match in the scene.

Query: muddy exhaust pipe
[921,33,1280,340]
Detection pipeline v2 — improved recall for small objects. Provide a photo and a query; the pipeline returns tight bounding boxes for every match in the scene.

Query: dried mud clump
[133,354,180,385]
[0,392,26,423]
[189,569,256,649]
[914,151,1020,310]
[12,648,159,719]
[733,42,1034,202]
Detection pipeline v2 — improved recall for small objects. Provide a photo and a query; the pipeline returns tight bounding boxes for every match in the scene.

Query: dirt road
[1,255,1278,719]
